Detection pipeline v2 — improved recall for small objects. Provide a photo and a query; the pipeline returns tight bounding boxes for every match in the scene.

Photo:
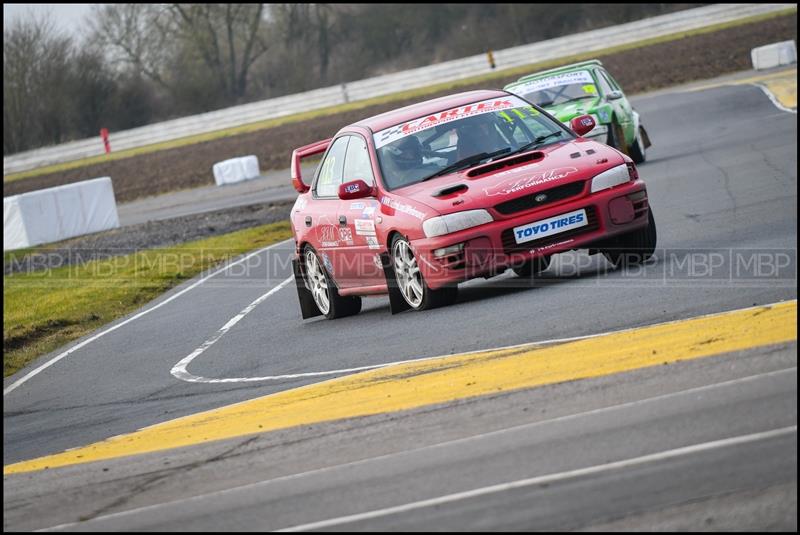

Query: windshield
[374,95,571,190]
[508,69,599,107]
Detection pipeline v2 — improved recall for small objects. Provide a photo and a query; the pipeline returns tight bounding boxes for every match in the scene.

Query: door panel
[310,136,350,284]
[336,135,384,288]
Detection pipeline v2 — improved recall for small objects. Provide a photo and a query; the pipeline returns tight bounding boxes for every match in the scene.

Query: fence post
[100,128,111,154]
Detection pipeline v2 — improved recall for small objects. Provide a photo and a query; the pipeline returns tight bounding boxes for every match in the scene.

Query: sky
[3,3,95,38]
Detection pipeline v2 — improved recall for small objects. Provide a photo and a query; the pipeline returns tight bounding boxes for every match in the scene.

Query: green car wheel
[606,120,628,155]
[629,125,647,164]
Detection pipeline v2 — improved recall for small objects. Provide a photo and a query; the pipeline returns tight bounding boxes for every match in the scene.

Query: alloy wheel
[392,239,424,308]
[305,249,330,314]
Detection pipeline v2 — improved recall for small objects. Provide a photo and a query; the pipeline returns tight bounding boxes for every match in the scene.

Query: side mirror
[606,90,623,101]
[570,114,596,137]
[338,179,375,200]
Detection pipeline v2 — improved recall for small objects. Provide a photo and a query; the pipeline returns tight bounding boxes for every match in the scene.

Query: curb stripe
[4,300,796,475]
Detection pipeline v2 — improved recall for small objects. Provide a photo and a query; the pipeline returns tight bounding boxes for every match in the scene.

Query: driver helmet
[386,135,423,170]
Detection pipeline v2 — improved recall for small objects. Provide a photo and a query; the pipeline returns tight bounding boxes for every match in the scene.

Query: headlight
[422,209,493,238]
[590,164,632,193]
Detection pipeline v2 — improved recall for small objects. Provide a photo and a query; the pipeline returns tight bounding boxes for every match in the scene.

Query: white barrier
[213,155,260,186]
[751,40,797,70]
[3,3,794,176]
[3,177,119,251]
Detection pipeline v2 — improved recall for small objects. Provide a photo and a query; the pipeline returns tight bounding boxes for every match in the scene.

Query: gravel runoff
[4,201,293,276]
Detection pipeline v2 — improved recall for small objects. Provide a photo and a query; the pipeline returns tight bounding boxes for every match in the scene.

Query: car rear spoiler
[291,138,331,193]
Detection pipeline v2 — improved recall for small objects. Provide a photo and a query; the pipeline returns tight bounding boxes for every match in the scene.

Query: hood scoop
[432,183,468,197]
[467,151,545,179]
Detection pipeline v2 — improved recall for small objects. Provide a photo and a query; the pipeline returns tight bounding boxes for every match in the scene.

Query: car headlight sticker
[590,164,631,193]
[423,209,494,238]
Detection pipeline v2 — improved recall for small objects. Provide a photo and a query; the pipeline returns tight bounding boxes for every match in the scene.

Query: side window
[605,71,622,91]
[595,70,614,96]
[315,136,350,197]
[342,135,375,186]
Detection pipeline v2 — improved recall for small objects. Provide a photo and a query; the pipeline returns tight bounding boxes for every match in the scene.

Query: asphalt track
[3,81,797,530]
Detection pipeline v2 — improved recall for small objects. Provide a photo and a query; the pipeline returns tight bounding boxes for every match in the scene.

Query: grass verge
[4,7,795,184]
[3,221,292,377]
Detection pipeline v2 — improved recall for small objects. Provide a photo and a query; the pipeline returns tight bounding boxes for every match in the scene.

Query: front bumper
[411,179,650,289]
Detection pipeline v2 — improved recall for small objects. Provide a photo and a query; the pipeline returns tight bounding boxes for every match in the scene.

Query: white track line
[755,83,797,114]
[171,276,294,382]
[3,239,293,396]
[37,383,796,532]
[279,426,797,532]
[171,299,797,384]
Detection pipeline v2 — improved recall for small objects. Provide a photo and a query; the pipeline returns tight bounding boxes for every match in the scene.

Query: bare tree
[90,4,175,91]
[92,4,269,105]
[312,4,333,84]
[169,4,269,102]
[3,15,72,154]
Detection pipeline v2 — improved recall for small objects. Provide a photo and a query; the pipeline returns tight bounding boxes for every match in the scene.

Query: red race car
[290,90,656,319]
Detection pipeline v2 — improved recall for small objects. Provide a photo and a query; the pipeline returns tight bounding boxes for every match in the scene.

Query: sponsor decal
[362,205,376,217]
[513,209,587,245]
[317,224,339,247]
[533,238,574,253]
[366,236,381,250]
[380,196,426,220]
[374,96,529,149]
[484,167,578,197]
[321,252,334,274]
[318,156,337,186]
[489,160,543,181]
[373,253,383,269]
[338,227,353,244]
[344,183,360,194]
[355,218,376,236]
[349,202,366,211]
[512,70,594,94]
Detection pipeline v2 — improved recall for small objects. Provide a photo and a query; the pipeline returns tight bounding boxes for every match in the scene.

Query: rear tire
[390,235,458,311]
[303,246,361,319]
[603,209,657,268]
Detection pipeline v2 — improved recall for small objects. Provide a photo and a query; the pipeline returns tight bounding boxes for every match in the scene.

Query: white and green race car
[505,59,651,163]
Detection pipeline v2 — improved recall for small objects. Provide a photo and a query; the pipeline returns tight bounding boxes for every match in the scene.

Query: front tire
[390,235,457,311]
[629,125,647,164]
[304,246,361,319]
[603,209,657,268]
[606,120,628,155]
